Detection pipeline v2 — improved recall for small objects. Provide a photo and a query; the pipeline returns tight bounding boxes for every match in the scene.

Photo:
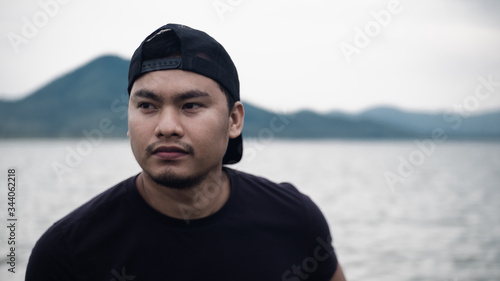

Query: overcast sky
[1,0,499,114]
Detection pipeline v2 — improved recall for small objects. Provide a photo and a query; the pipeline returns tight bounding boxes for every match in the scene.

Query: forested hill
[1,55,499,139]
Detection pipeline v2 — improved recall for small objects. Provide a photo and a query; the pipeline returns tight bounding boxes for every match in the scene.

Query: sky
[1,0,499,114]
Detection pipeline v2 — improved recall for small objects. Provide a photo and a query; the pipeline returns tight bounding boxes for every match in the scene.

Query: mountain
[0,55,130,138]
[355,106,500,138]
[0,55,499,140]
[244,108,414,139]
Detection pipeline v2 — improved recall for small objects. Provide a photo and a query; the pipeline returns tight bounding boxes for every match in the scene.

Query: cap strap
[141,58,182,73]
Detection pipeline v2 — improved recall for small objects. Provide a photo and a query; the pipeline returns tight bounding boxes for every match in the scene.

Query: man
[26,23,346,281]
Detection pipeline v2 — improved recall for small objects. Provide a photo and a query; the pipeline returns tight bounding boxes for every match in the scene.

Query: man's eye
[138,103,154,109]
[183,103,201,110]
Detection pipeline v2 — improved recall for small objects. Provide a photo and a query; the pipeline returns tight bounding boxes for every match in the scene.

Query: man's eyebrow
[173,90,210,102]
[131,89,164,102]
[131,89,211,103]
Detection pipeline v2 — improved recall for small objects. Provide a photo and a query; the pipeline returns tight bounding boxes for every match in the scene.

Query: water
[0,139,499,281]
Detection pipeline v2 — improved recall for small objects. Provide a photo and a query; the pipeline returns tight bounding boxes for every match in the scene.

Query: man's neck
[136,168,231,222]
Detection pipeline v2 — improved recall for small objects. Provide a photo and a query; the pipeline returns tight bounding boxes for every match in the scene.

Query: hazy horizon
[1,0,500,114]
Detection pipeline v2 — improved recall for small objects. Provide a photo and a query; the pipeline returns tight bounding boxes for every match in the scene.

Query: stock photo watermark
[7,0,72,54]
[281,236,334,281]
[241,112,295,163]
[179,109,295,224]
[443,74,499,128]
[339,0,410,64]
[5,168,18,273]
[384,129,447,191]
[212,0,243,21]
[51,93,129,181]
[110,267,135,281]
[178,169,225,224]
[51,118,117,180]
[384,74,499,191]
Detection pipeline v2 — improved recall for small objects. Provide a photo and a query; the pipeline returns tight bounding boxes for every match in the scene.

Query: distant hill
[334,106,500,138]
[1,55,499,140]
[248,108,414,139]
[0,55,130,138]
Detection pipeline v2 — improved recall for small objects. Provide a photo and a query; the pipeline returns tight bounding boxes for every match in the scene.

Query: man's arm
[330,263,347,281]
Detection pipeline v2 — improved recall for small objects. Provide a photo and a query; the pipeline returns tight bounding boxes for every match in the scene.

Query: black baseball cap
[128,23,243,164]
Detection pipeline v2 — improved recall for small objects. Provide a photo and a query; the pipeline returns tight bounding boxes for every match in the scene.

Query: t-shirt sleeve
[25,224,77,281]
[303,194,338,281]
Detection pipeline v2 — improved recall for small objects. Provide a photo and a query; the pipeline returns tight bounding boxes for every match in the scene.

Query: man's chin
[147,170,204,190]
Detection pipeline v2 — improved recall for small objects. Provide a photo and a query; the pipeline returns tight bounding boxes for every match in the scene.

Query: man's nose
[154,108,184,138]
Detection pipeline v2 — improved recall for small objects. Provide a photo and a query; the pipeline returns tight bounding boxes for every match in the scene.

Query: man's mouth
[153,146,188,160]
[148,143,193,160]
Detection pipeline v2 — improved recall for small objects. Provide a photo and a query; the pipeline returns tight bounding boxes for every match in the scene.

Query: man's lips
[152,146,190,160]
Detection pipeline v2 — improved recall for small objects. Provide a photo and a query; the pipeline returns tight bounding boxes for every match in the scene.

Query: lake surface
[0,139,499,281]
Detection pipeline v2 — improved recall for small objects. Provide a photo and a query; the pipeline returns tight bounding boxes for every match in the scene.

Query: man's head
[127,23,244,189]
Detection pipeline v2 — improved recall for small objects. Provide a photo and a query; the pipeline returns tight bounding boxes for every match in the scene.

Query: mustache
[145,141,194,155]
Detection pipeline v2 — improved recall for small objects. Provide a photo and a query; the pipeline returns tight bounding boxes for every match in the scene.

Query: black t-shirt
[26,168,337,280]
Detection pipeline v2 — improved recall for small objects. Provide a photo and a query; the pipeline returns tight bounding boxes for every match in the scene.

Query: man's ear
[228,101,244,139]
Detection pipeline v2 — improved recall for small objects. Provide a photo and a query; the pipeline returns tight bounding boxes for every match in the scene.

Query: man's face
[128,70,241,189]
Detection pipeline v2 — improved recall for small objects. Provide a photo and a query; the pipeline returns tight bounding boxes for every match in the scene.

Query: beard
[140,140,223,190]
[142,141,205,189]
[146,169,207,190]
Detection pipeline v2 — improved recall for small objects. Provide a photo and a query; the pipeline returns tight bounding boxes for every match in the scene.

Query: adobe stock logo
[51,93,129,181]
[212,0,243,21]
[110,267,135,281]
[339,0,410,64]
[281,236,334,281]
[384,74,499,191]
[7,0,72,54]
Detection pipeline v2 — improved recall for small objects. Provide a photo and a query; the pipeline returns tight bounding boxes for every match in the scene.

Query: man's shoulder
[48,175,137,234]
[26,175,139,279]
[227,167,301,194]
[225,168,331,244]
[226,167,313,211]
